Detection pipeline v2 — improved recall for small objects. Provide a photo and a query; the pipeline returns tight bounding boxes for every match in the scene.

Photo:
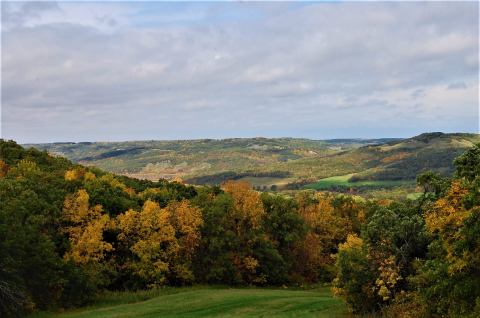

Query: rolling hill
[25,133,479,193]
[25,137,396,182]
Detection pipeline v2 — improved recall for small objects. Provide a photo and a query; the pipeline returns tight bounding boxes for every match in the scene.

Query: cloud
[1,1,479,143]
[447,82,468,90]
[1,1,61,28]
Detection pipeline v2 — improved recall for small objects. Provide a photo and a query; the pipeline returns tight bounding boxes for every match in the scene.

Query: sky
[1,1,479,143]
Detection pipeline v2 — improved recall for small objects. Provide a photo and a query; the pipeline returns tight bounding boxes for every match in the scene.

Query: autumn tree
[333,145,480,317]
[166,200,203,284]
[116,200,178,287]
[63,189,113,287]
[294,193,361,282]
[222,180,265,230]
[194,182,280,285]
[221,181,268,283]
[0,160,8,178]
[420,179,480,316]
[333,234,376,313]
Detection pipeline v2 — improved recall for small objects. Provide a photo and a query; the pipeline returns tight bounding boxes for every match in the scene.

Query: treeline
[185,170,291,185]
[1,140,479,317]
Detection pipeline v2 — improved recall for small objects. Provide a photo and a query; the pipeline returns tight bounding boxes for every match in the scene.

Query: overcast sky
[1,1,479,143]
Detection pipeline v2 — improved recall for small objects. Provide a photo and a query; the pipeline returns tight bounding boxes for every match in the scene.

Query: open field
[303,174,415,190]
[237,176,296,189]
[30,287,348,318]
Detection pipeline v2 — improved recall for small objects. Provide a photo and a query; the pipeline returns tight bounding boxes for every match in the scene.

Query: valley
[27,132,480,198]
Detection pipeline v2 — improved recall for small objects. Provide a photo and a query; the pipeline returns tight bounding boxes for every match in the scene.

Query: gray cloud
[447,82,468,90]
[1,1,479,143]
[1,1,60,28]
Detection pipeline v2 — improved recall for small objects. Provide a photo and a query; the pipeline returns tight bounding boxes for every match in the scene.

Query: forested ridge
[1,139,479,317]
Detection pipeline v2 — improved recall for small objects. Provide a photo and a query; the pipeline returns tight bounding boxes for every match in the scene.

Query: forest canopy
[0,139,479,317]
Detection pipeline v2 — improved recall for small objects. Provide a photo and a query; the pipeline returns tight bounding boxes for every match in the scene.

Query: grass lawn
[304,174,414,190]
[30,286,348,318]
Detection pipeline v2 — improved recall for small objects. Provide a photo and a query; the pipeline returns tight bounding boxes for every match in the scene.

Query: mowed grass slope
[32,287,348,318]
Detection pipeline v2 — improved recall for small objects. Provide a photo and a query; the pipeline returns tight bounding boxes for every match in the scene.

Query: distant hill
[346,132,480,181]
[25,137,397,181]
[25,133,479,191]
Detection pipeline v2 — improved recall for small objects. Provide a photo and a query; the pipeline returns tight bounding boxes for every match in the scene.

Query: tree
[0,149,93,313]
[63,190,114,289]
[116,200,178,288]
[166,200,203,284]
[294,193,360,282]
[222,180,265,230]
[420,180,480,316]
[333,234,376,313]
[261,193,306,283]
[454,143,480,181]
[0,160,8,178]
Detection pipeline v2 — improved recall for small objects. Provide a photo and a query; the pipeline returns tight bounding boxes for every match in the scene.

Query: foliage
[332,144,480,317]
[2,139,480,317]
[332,234,376,313]
[418,174,480,316]
[0,142,93,316]
[116,200,178,288]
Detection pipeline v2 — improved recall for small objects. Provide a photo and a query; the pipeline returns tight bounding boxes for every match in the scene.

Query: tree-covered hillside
[0,140,364,316]
[1,139,479,318]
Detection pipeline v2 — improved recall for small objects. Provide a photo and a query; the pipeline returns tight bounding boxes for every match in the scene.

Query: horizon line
[12,131,479,145]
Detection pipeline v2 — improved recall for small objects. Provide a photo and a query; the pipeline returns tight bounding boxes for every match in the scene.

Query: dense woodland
[1,139,479,317]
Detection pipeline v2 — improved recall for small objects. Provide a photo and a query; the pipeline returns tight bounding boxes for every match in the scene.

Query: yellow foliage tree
[375,255,402,301]
[332,233,366,297]
[167,200,203,258]
[116,200,178,286]
[84,171,96,181]
[65,168,97,182]
[99,174,127,190]
[222,180,265,229]
[63,190,113,265]
[166,200,203,283]
[425,181,474,274]
[65,168,82,181]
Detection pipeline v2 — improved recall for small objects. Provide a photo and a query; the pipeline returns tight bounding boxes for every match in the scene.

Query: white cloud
[2,1,478,143]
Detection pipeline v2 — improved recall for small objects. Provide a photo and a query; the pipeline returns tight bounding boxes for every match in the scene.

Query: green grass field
[31,287,348,318]
[303,174,414,190]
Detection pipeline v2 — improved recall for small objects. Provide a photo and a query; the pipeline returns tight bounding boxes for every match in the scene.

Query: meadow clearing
[31,286,348,318]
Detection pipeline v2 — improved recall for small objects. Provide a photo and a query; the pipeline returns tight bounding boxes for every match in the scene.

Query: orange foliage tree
[0,160,9,178]
[294,192,363,282]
